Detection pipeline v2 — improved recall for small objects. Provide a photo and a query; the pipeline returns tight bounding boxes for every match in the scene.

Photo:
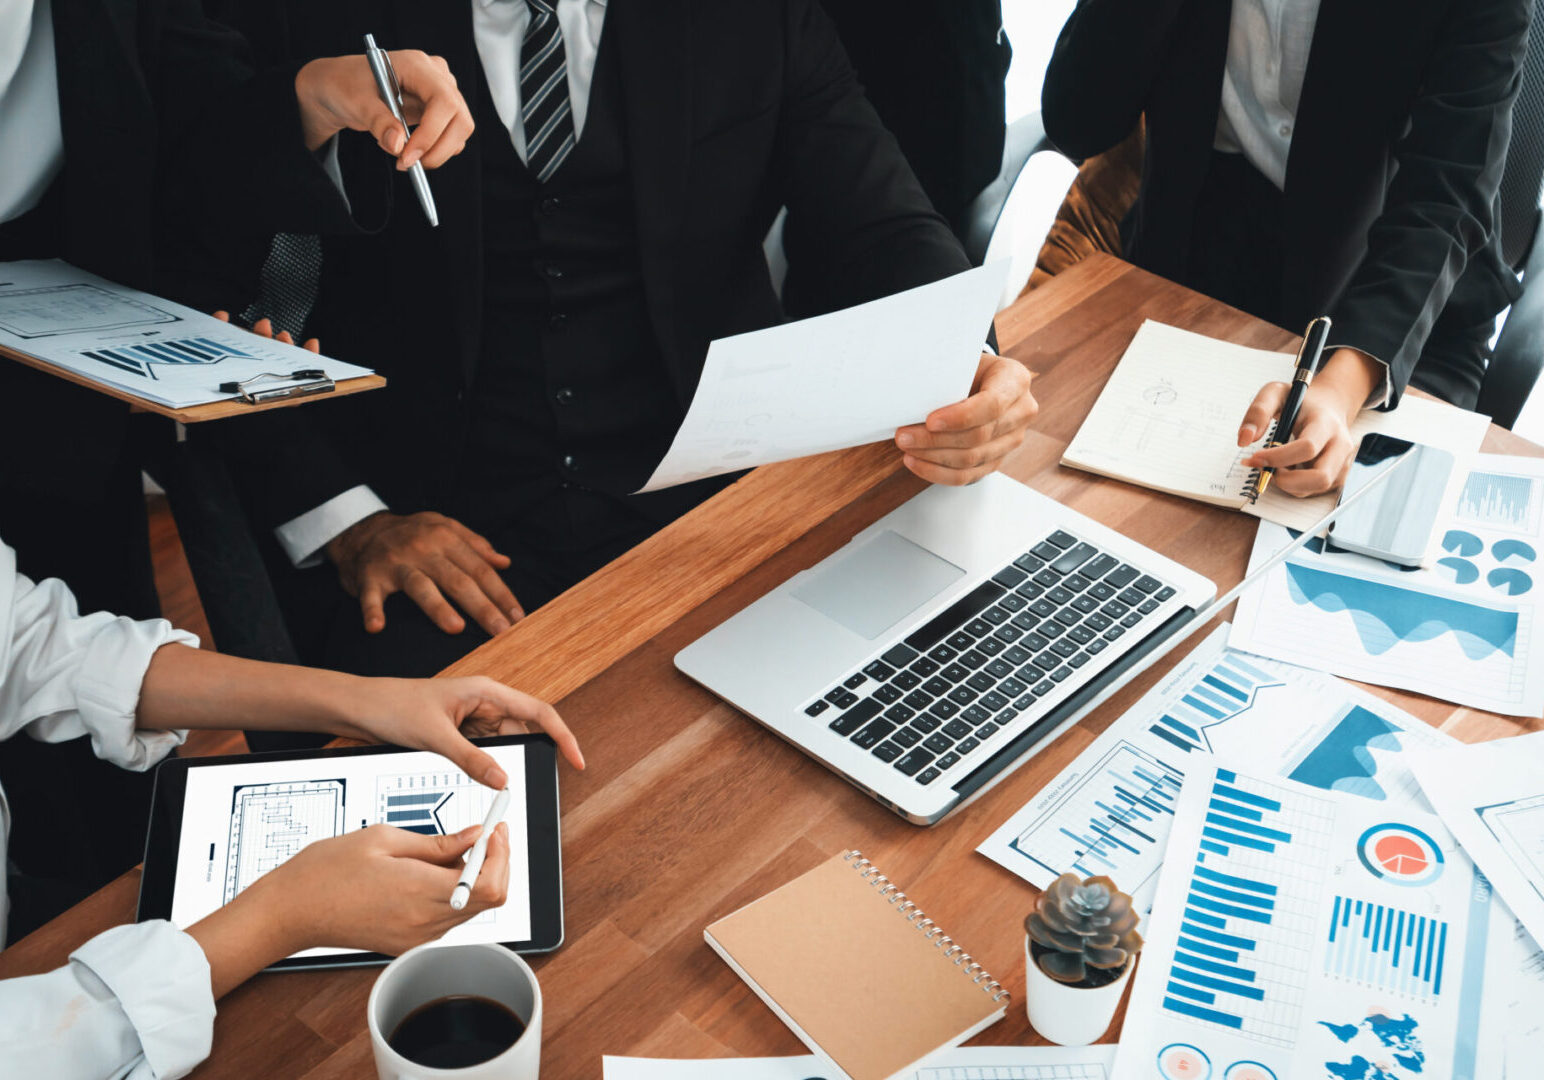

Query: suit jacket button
[562,454,578,471]
[554,387,575,406]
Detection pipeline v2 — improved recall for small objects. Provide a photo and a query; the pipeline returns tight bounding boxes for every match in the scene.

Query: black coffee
[388,994,526,1069]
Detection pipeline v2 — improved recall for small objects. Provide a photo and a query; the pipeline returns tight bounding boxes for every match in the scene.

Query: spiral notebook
[704,850,1007,1080]
[1062,320,1491,530]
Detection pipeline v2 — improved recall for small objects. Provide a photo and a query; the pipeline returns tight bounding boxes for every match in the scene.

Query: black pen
[1250,315,1332,501]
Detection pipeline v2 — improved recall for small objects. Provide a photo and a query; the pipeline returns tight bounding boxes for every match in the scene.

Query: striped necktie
[520,0,576,182]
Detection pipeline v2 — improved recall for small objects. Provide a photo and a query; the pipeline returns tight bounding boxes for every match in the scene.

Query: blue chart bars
[1325,897,1447,1002]
[1008,744,1182,884]
[80,336,254,380]
[1160,769,1318,1047]
[1149,653,1282,754]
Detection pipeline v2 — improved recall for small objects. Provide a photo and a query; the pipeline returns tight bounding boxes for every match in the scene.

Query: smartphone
[1327,433,1454,566]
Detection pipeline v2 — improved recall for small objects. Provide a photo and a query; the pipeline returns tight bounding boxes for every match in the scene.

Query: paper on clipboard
[0,259,373,409]
[638,262,1011,493]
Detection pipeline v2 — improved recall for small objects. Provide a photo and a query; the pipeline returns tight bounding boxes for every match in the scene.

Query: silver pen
[363,33,439,227]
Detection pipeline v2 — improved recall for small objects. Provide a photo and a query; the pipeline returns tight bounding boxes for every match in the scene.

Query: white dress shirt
[0,541,213,1079]
[275,0,611,566]
[0,0,65,226]
[1213,0,1390,407]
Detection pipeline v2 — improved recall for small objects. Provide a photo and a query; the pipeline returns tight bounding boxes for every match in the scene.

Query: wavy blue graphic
[1283,563,1517,659]
[1288,707,1403,799]
[1442,530,1484,557]
[1492,538,1537,564]
[1488,567,1533,596]
[1434,557,1479,585]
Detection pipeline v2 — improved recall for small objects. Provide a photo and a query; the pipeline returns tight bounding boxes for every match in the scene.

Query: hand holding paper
[638,263,1013,493]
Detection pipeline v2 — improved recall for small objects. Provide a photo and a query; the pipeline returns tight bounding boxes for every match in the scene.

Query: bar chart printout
[1113,763,1510,1080]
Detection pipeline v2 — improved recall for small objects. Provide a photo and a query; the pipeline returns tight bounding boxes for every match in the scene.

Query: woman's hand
[1237,348,1383,497]
[340,676,585,786]
[188,823,510,996]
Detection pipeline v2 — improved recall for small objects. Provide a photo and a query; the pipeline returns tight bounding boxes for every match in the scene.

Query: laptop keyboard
[802,529,1176,787]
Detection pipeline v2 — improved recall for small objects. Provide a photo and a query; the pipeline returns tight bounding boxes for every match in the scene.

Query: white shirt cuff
[275,484,388,567]
[70,921,216,1080]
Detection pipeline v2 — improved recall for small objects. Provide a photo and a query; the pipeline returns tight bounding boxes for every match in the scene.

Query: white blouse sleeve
[0,542,198,764]
[0,921,216,1079]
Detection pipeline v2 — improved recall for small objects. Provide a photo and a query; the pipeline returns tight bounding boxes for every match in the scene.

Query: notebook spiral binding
[842,850,1010,1003]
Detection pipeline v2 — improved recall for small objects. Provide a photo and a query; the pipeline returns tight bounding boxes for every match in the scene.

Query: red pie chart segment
[1356,824,1445,887]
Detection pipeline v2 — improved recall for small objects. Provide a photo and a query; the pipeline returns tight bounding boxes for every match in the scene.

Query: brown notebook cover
[705,851,1008,1080]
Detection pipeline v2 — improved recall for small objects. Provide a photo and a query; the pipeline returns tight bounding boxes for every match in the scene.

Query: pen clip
[381,49,405,109]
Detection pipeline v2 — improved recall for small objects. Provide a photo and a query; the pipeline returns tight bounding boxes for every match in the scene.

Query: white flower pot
[1023,935,1134,1046]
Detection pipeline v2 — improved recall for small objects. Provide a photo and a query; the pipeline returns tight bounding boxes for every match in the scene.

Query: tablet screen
[163,742,540,960]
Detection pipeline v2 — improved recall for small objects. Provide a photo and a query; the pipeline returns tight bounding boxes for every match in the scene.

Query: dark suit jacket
[222,0,972,529]
[1041,0,1531,407]
[0,0,364,501]
[815,0,1010,229]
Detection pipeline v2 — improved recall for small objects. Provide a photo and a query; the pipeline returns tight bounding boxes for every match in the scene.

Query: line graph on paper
[224,779,345,902]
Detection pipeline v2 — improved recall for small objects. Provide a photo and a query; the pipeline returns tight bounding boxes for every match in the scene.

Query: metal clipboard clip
[218,369,336,405]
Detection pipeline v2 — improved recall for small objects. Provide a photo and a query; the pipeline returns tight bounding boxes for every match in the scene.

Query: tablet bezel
[138,734,564,969]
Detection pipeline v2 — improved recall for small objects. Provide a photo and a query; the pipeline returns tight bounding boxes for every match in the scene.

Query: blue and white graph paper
[976,625,1452,910]
[1230,453,1544,717]
[1112,761,1514,1080]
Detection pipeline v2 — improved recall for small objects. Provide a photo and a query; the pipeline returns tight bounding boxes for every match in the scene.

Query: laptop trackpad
[791,530,965,640]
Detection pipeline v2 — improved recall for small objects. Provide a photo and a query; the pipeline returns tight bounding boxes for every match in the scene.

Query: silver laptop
[676,472,1216,824]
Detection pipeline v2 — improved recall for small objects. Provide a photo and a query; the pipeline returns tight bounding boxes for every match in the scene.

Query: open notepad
[1062,320,1490,532]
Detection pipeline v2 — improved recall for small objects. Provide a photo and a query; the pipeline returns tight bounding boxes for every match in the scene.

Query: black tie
[520,0,577,182]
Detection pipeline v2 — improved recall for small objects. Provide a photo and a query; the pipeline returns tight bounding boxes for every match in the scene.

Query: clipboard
[0,342,386,422]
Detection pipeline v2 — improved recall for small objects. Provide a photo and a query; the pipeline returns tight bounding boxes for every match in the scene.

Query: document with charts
[1112,761,1513,1080]
[1061,321,1488,540]
[1411,730,1544,948]
[0,259,372,408]
[977,625,1454,910]
[1229,453,1544,716]
[602,1045,1116,1080]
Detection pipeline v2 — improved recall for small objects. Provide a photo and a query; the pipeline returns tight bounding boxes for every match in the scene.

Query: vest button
[554,386,575,406]
[548,311,569,330]
[542,262,564,279]
[562,454,578,471]
[540,196,562,214]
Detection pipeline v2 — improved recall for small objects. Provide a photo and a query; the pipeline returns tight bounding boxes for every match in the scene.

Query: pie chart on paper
[1356,823,1445,887]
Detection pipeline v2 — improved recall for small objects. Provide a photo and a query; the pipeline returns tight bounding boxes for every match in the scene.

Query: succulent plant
[1024,873,1143,984]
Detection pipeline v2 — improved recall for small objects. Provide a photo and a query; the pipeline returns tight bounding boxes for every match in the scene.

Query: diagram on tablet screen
[224,779,346,902]
[376,770,496,836]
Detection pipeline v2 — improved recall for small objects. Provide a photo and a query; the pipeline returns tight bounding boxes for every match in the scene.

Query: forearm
[134,643,370,736]
[185,881,303,999]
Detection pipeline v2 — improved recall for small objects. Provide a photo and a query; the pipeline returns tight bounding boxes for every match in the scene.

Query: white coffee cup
[368,942,543,1080]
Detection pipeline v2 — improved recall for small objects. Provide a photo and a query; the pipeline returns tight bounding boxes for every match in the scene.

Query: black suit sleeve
[1039,0,1189,160]
[776,0,973,317]
[1328,0,1531,404]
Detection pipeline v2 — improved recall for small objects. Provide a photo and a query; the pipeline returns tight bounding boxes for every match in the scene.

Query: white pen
[450,787,512,911]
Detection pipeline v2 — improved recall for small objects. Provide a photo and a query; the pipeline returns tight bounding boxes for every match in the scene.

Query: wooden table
[5,254,1540,1077]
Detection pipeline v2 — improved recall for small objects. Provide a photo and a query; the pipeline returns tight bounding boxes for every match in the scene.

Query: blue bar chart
[1148,654,1282,754]
[1324,897,1447,1003]
[81,336,254,380]
[1159,770,1330,1047]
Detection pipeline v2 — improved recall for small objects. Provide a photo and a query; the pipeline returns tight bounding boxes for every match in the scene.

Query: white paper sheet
[637,262,1011,493]
[0,259,373,408]
[1503,919,1544,1079]
[603,1045,1117,1080]
[977,625,1455,911]
[1229,454,1544,716]
[1412,731,1544,949]
[1112,761,1514,1080]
